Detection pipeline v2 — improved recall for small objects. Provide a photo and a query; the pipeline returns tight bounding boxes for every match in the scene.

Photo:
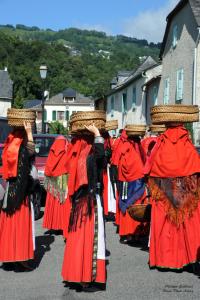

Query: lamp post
[39,65,48,133]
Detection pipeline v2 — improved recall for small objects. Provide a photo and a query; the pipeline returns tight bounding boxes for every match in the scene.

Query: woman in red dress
[0,121,35,270]
[111,129,147,243]
[145,123,200,269]
[43,136,70,238]
[62,124,106,291]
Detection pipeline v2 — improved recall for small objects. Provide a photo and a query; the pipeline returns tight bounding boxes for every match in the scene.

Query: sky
[0,0,179,42]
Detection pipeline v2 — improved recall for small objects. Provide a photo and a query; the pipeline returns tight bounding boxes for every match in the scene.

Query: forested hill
[0,24,160,107]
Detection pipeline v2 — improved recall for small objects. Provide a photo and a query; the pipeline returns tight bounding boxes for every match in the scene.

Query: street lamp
[39,65,48,133]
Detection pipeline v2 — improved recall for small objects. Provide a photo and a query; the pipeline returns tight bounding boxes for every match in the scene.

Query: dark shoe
[82,283,106,293]
[16,261,34,271]
[2,262,15,271]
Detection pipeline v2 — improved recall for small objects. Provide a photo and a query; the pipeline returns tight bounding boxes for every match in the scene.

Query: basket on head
[125,124,146,136]
[127,203,151,222]
[7,108,36,127]
[151,105,199,124]
[105,120,118,131]
[70,110,106,132]
[149,124,166,133]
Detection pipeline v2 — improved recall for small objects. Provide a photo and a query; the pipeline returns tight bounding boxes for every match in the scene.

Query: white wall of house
[0,99,11,117]
[107,65,160,130]
[107,79,147,130]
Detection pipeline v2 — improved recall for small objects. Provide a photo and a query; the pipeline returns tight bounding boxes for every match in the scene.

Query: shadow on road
[33,234,55,268]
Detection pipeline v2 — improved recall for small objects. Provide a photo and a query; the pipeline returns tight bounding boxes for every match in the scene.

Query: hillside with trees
[0,25,160,107]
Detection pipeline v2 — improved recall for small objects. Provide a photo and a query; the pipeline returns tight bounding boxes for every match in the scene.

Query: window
[172,24,178,48]
[176,68,184,103]
[52,110,56,121]
[164,78,170,104]
[57,111,65,120]
[122,92,127,113]
[132,87,136,109]
[153,86,158,105]
[111,96,114,117]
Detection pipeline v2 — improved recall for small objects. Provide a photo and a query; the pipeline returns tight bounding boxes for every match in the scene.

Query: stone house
[158,0,200,143]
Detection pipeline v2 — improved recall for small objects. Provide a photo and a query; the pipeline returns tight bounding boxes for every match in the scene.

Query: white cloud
[122,0,179,43]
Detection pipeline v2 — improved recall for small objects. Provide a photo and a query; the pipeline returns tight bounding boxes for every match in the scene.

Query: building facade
[0,68,13,117]
[106,57,158,131]
[158,0,200,143]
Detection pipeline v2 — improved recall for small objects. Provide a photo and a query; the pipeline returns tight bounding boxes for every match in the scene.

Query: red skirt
[43,192,67,231]
[0,199,34,262]
[119,196,149,237]
[62,197,71,239]
[62,197,106,283]
[149,200,200,269]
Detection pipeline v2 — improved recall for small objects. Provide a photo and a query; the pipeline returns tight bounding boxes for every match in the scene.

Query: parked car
[33,134,59,185]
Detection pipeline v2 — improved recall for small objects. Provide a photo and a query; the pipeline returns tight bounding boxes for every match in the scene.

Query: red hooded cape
[45,136,69,177]
[145,126,200,177]
[2,132,24,180]
[111,130,144,182]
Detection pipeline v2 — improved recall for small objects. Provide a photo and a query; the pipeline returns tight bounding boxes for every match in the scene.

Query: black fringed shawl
[69,142,104,231]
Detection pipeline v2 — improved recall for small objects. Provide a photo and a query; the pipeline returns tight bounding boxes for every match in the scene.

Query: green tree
[48,121,67,134]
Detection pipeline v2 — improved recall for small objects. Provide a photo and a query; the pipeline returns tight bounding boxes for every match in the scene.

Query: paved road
[1,214,200,300]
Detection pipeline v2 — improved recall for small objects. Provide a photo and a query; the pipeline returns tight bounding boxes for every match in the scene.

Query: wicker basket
[70,110,106,132]
[7,108,36,127]
[105,120,118,131]
[151,105,199,124]
[127,203,151,222]
[149,124,166,133]
[125,124,146,136]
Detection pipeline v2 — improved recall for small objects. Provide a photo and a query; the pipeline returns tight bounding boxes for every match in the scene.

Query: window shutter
[153,86,158,105]
[44,109,47,121]
[122,93,127,113]
[111,96,114,117]
[164,78,170,104]
[52,110,56,121]
[132,87,136,107]
[176,69,184,102]
[65,110,69,121]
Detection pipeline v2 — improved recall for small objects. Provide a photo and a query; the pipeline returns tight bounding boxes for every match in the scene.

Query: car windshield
[34,137,55,157]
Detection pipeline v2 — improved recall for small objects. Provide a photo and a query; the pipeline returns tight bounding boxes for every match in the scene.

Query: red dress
[147,126,200,269]
[0,132,34,262]
[61,137,106,283]
[0,199,34,262]
[43,137,70,232]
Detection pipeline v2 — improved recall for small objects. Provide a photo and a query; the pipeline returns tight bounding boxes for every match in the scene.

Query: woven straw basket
[127,203,151,222]
[125,124,146,136]
[149,124,166,133]
[70,110,106,132]
[105,120,118,131]
[151,105,199,124]
[7,108,36,127]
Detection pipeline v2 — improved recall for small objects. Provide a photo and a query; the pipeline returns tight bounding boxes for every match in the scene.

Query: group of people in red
[1,104,200,293]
